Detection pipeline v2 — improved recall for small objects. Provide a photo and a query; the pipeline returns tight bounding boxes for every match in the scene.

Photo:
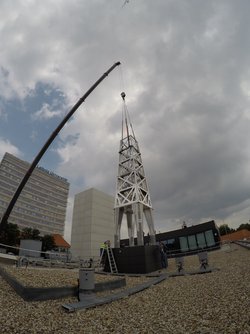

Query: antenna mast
[114,92,156,247]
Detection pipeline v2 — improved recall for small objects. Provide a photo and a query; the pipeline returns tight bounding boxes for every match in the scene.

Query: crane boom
[0,61,121,233]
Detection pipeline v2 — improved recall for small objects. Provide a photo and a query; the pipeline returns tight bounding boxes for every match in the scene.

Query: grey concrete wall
[71,188,114,260]
[19,239,42,258]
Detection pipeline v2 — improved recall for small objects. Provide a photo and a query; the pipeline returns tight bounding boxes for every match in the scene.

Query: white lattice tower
[114,92,156,248]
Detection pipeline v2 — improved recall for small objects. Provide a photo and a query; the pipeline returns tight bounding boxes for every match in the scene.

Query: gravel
[0,243,249,334]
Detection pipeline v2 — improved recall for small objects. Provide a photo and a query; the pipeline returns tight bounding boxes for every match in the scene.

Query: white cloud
[32,102,63,120]
[1,0,250,236]
[0,138,22,161]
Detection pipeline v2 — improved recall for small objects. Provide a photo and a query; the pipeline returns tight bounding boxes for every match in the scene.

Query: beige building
[70,188,114,260]
[0,152,69,236]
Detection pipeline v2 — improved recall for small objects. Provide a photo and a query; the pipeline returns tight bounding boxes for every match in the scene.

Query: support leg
[144,208,156,245]
[134,203,144,246]
[126,205,134,246]
[114,207,124,248]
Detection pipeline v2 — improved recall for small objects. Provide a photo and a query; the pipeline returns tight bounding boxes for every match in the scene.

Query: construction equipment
[0,61,121,234]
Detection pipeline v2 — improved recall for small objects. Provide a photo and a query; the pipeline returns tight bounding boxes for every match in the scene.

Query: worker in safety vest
[100,242,106,256]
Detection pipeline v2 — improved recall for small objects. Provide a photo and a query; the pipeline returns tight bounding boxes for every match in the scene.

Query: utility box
[111,245,161,274]
[79,268,95,292]
[19,239,42,258]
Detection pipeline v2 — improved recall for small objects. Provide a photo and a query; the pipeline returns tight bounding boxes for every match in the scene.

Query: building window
[179,236,189,252]
[188,235,197,250]
[205,230,215,246]
[197,232,206,248]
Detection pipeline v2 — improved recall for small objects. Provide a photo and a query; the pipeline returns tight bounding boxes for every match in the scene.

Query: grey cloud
[1,0,250,235]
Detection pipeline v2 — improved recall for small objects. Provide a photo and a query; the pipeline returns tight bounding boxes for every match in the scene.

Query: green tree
[21,227,41,240]
[237,223,250,231]
[21,227,33,239]
[7,223,20,245]
[0,223,20,254]
[219,224,235,236]
[42,234,56,252]
[31,228,40,240]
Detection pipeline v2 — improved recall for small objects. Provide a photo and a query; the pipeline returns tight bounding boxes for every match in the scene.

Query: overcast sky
[1,0,250,242]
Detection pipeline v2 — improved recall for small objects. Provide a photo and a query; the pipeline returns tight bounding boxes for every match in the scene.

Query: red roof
[52,234,71,248]
[221,229,250,241]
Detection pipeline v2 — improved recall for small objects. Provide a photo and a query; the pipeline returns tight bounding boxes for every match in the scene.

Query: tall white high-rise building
[70,188,114,260]
[0,152,69,236]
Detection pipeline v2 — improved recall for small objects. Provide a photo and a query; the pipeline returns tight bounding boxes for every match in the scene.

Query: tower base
[105,245,161,274]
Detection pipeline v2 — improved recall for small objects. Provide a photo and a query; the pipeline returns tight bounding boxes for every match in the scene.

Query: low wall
[0,265,126,301]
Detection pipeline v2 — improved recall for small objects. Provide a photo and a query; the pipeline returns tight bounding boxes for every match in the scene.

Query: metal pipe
[0,61,121,233]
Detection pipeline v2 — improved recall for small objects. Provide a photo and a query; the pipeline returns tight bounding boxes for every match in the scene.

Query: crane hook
[121,92,126,101]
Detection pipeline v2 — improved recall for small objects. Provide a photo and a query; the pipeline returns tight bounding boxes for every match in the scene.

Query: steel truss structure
[114,92,156,248]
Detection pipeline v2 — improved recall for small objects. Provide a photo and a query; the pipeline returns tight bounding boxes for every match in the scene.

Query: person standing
[159,242,167,269]
[100,242,106,257]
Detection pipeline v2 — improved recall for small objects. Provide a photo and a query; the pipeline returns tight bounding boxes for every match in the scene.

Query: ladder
[100,243,118,274]
[106,244,118,274]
